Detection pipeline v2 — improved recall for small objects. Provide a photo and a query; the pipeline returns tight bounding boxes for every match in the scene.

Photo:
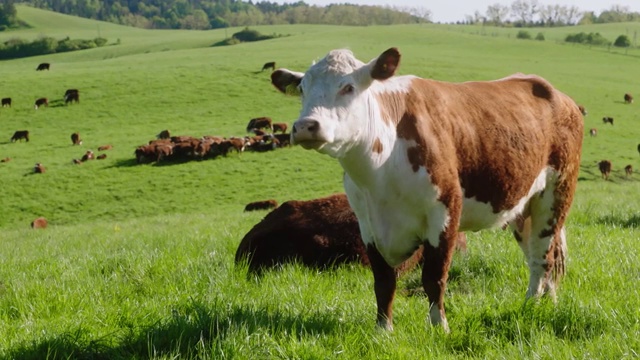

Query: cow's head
[271,48,400,158]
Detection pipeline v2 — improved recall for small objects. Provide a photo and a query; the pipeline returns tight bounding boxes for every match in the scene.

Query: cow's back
[394,75,582,214]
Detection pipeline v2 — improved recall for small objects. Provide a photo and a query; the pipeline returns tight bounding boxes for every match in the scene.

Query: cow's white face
[272,48,400,159]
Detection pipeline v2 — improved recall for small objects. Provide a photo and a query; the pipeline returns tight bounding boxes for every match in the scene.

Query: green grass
[0,5,639,359]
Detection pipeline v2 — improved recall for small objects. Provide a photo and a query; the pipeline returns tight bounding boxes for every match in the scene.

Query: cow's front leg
[421,198,460,333]
[366,244,396,331]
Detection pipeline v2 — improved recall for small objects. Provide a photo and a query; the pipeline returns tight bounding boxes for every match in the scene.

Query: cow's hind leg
[366,245,396,331]
[523,181,570,301]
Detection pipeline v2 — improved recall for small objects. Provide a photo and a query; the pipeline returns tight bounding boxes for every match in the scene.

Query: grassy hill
[0,5,638,359]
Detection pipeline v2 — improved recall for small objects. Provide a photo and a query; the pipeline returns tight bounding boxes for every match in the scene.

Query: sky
[286,1,640,23]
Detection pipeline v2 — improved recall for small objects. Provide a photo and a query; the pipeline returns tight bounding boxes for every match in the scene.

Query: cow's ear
[371,48,400,81]
[271,69,303,96]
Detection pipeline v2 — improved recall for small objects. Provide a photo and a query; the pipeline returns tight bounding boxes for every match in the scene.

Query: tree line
[462,0,640,26]
[11,0,430,29]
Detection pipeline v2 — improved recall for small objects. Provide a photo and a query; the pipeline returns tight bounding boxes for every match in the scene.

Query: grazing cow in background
[589,128,597,137]
[637,143,640,155]
[81,150,95,162]
[598,160,612,180]
[2,97,11,107]
[31,217,48,229]
[272,122,288,134]
[624,165,632,178]
[73,159,82,165]
[624,93,633,104]
[157,129,171,139]
[1,157,10,162]
[261,61,276,72]
[11,130,29,142]
[97,154,107,160]
[236,193,435,275]
[246,117,273,132]
[272,47,583,332]
[36,63,50,71]
[98,144,113,151]
[71,132,82,145]
[602,117,614,125]
[577,104,587,116]
[34,97,48,109]
[244,199,278,212]
[34,163,46,174]
[64,90,79,104]
[273,133,292,147]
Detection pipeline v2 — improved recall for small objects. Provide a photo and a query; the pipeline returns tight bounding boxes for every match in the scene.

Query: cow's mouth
[296,140,326,150]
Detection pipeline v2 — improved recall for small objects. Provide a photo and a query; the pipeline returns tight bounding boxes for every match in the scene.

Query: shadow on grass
[7,301,338,359]
[105,158,139,168]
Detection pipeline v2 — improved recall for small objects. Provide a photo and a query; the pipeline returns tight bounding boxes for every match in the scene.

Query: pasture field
[0,5,638,359]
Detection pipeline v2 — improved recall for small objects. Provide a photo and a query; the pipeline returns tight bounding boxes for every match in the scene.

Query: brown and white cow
[98,144,113,151]
[624,164,632,178]
[246,117,273,132]
[34,163,46,174]
[272,122,288,134]
[34,97,48,109]
[577,104,587,116]
[598,160,612,180]
[157,129,171,139]
[271,47,583,332]
[71,132,82,145]
[624,93,633,104]
[589,128,597,137]
[65,90,80,104]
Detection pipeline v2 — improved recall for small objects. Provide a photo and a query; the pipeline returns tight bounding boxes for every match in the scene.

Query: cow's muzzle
[291,119,324,149]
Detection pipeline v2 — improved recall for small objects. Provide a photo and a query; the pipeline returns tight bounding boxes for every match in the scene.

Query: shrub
[565,32,609,46]
[614,35,631,47]
[535,32,545,41]
[516,30,532,40]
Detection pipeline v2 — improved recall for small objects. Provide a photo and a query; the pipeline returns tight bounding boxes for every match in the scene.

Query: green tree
[613,34,631,47]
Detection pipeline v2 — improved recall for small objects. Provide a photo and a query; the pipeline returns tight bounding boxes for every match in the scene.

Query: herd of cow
[133,117,292,164]
[586,92,636,180]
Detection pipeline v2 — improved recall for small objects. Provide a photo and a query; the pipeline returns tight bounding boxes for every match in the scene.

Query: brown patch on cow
[539,228,554,239]
[531,81,553,100]
[31,217,47,229]
[372,138,383,154]
[375,75,581,214]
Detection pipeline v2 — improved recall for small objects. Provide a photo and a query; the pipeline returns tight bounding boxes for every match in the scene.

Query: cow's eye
[339,84,354,96]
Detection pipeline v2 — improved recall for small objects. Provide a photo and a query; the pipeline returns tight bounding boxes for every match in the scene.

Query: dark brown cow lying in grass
[271,47,583,332]
[244,199,278,212]
[236,193,468,275]
[31,217,48,229]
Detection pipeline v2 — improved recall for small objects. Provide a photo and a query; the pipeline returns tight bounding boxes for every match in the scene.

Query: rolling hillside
[0,5,638,360]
